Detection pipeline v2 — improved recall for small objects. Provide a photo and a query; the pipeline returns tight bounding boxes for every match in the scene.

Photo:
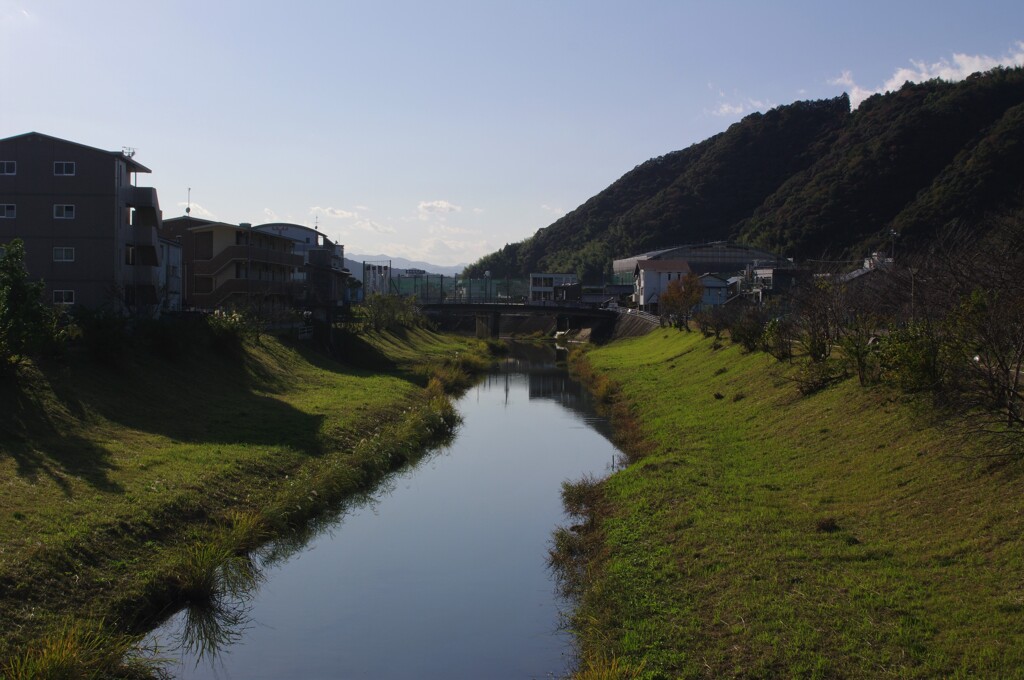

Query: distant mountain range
[344,254,466,279]
[464,66,1024,281]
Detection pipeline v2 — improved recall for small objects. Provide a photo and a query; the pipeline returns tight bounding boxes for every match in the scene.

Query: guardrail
[614,307,661,326]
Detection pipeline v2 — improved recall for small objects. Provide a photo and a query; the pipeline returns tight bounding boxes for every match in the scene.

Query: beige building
[0,132,168,311]
[162,217,302,312]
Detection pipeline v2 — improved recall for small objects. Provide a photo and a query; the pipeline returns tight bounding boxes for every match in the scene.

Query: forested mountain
[465,67,1024,281]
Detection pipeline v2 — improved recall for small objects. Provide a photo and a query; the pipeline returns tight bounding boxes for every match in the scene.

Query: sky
[2,1,1023,266]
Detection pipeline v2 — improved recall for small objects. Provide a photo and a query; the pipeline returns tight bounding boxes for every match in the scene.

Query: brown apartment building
[0,132,167,311]
[162,216,302,312]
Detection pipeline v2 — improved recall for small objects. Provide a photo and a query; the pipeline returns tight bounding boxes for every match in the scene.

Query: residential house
[633,259,691,314]
[698,273,732,309]
[752,266,810,298]
[530,272,578,302]
[0,132,165,311]
[162,217,302,312]
[254,222,350,317]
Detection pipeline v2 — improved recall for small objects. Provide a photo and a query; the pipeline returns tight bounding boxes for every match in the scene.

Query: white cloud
[834,42,1024,108]
[311,205,358,220]
[472,207,484,215]
[541,204,565,217]
[417,200,462,220]
[713,102,746,117]
[177,201,215,219]
[263,207,279,221]
[352,219,395,234]
[429,223,479,236]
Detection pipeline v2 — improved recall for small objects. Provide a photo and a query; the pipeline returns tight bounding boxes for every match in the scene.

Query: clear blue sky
[3,1,1022,265]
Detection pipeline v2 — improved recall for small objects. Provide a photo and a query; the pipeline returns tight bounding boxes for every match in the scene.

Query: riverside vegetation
[0,306,492,678]
[557,327,1024,679]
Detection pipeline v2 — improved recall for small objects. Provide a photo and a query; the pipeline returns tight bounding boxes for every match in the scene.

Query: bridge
[419,301,639,339]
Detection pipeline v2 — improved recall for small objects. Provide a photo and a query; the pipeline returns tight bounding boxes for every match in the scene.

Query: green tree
[0,239,57,365]
[659,273,703,330]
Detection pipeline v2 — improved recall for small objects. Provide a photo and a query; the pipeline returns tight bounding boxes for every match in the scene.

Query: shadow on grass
[0,347,329,493]
[0,323,439,494]
[0,366,123,495]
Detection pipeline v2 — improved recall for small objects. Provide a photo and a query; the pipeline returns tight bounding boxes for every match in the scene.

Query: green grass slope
[0,326,486,663]
[571,330,1024,678]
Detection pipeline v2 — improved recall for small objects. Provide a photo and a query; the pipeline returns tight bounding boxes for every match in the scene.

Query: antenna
[315,215,319,230]
[122,146,136,158]
[186,187,191,216]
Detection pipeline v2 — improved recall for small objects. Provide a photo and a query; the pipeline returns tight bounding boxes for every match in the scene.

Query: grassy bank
[563,330,1024,679]
[0,323,489,675]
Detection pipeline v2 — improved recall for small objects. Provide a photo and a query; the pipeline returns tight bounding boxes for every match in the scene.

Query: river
[146,344,621,679]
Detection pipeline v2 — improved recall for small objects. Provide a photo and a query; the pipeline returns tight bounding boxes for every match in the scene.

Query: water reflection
[157,550,264,666]
[491,343,615,443]
[147,341,621,679]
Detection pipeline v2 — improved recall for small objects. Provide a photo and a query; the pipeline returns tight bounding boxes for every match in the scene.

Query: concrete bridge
[420,301,621,339]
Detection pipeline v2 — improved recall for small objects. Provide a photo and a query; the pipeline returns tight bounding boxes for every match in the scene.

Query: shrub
[761,317,795,361]
[729,307,767,351]
[878,321,943,392]
[0,239,67,367]
[205,310,253,354]
[793,359,847,395]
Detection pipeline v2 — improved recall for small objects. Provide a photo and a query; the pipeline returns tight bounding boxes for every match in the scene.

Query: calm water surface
[148,346,621,679]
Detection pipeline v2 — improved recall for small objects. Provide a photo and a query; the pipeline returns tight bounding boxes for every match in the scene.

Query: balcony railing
[190,278,295,310]
[192,245,303,277]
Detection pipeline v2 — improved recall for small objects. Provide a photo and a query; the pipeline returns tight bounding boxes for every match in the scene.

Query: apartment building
[254,222,350,315]
[0,132,170,311]
[162,216,302,311]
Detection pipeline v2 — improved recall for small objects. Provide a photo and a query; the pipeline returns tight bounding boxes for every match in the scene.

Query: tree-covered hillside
[466,67,1024,281]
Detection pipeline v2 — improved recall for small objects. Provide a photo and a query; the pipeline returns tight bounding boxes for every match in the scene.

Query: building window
[0,161,15,175]
[0,204,14,219]
[53,161,76,176]
[52,247,75,262]
[54,204,75,219]
[52,290,75,305]
[125,245,136,265]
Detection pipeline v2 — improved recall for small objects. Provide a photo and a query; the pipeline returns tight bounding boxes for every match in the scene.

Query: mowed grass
[0,325,484,657]
[573,330,1024,679]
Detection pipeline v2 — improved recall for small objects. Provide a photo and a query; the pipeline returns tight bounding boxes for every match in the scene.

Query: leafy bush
[878,322,943,392]
[729,307,768,351]
[793,359,847,395]
[0,239,66,367]
[205,310,253,354]
[760,317,794,361]
[361,294,424,331]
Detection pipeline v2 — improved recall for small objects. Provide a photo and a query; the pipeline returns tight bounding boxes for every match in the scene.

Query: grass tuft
[2,617,154,680]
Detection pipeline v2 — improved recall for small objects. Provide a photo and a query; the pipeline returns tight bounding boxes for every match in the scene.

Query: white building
[633,259,692,313]
[529,272,578,302]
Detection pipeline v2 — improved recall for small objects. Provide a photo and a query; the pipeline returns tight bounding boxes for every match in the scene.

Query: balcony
[190,278,295,310]
[192,245,302,277]
[123,186,161,229]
